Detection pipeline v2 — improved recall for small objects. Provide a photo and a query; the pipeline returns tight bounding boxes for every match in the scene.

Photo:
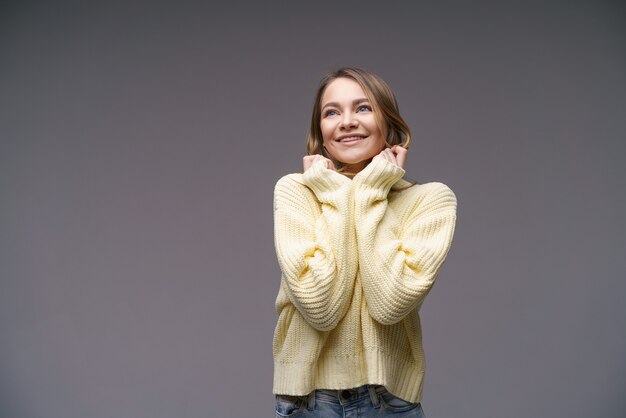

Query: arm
[273,159,357,331]
[353,157,457,325]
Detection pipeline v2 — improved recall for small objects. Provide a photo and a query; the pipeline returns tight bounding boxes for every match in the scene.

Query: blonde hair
[306,67,411,171]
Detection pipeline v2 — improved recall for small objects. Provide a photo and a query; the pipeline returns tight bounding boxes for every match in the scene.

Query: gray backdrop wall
[1,1,625,417]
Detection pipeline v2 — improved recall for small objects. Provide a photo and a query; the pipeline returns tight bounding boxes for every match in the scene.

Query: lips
[335,135,367,143]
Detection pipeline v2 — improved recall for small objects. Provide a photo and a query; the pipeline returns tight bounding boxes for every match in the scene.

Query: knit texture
[272,156,457,403]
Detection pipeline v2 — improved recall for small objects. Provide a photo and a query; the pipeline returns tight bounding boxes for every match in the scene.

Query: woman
[272,67,457,417]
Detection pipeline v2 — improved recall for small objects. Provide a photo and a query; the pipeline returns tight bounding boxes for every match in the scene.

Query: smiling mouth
[336,135,367,143]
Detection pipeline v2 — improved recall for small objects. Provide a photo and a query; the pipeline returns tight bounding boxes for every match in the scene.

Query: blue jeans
[275,385,425,417]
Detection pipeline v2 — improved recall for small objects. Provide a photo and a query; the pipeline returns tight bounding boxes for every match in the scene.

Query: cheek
[371,118,386,138]
[320,121,334,143]
[373,124,388,147]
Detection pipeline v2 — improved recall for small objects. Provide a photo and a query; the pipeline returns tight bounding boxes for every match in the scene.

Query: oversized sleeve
[353,157,457,325]
[273,159,357,331]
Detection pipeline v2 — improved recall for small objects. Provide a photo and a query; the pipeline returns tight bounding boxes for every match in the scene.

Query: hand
[376,145,408,169]
[303,154,335,172]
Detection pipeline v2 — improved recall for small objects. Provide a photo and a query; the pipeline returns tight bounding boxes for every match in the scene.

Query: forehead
[321,78,367,105]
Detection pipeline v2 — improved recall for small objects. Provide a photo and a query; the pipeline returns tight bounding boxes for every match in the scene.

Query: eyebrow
[321,98,370,110]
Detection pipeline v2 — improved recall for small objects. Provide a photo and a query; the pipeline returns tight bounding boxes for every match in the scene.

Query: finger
[303,154,321,171]
[392,146,408,168]
[391,145,407,157]
[313,154,326,165]
[315,155,327,166]
[303,156,313,171]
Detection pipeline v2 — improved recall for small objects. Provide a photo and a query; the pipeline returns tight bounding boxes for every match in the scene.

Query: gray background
[1,1,625,417]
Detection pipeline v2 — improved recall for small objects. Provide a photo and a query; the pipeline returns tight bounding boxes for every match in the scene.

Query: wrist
[354,156,405,190]
[303,159,351,200]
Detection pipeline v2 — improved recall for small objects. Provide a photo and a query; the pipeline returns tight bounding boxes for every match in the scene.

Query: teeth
[338,136,364,142]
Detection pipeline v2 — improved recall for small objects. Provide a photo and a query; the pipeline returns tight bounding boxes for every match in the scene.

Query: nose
[339,112,358,130]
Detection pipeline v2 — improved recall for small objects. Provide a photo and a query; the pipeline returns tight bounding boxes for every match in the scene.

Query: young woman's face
[320,77,387,174]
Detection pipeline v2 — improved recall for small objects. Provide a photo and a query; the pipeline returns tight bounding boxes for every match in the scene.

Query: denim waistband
[305,384,386,410]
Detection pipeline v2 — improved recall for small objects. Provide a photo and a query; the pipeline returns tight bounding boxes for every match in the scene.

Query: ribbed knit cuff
[353,156,406,201]
[302,159,351,204]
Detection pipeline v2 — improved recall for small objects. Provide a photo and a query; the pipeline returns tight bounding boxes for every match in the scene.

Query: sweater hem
[273,349,424,403]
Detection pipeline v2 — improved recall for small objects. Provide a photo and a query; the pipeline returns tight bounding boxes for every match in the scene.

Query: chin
[333,154,374,166]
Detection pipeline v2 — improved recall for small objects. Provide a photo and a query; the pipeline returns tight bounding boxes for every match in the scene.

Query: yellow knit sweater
[272,156,457,403]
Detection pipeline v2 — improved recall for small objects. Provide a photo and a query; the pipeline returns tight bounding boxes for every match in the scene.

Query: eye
[356,104,372,112]
[323,109,339,117]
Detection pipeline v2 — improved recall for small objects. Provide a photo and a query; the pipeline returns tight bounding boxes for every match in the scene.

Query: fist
[376,145,408,169]
[303,154,335,172]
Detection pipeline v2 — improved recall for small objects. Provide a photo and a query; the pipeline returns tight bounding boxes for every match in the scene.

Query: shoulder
[273,173,318,209]
[393,181,457,217]
[274,173,305,192]
[417,182,456,205]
